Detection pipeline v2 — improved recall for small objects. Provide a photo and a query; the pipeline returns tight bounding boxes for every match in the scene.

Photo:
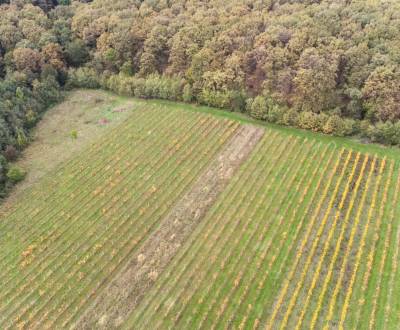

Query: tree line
[1,0,400,196]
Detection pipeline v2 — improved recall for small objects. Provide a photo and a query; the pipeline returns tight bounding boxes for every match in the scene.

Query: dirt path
[74,124,265,329]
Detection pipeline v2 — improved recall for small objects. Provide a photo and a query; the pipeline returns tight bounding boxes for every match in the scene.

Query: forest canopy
[1,0,400,194]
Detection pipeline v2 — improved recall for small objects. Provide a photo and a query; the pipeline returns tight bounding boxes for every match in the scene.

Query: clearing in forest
[0,93,399,329]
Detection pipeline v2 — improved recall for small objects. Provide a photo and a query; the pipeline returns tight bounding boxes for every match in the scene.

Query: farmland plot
[125,133,400,330]
[0,106,242,329]
[1,98,399,330]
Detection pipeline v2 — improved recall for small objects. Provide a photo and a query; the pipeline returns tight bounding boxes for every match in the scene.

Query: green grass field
[0,90,399,329]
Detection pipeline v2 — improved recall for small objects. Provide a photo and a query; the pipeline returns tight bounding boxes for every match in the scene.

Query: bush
[3,145,18,162]
[66,67,100,89]
[120,62,134,76]
[368,121,400,145]
[7,165,26,183]
[228,90,247,112]
[133,77,147,98]
[105,75,134,96]
[266,105,286,125]
[199,89,230,109]
[0,155,8,197]
[65,40,89,67]
[99,73,400,146]
[323,114,358,137]
[168,79,184,101]
[282,108,300,126]
[32,75,61,108]
[70,130,78,139]
[359,120,372,138]
[298,112,327,132]
[343,118,358,136]
[16,128,28,148]
[25,110,38,128]
[183,84,193,103]
[323,115,343,136]
[247,96,268,120]
[103,74,184,101]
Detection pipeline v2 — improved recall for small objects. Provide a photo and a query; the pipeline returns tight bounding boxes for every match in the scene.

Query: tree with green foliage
[2,0,400,199]
[362,66,400,122]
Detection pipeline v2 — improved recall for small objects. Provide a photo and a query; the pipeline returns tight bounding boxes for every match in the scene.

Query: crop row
[288,154,371,329]
[265,150,355,328]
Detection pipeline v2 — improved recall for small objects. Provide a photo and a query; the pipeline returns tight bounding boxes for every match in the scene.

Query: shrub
[103,74,184,101]
[199,89,231,109]
[298,111,324,132]
[368,121,400,145]
[316,113,329,131]
[323,114,351,136]
[282,108,300,126]
[3,145,18,162]
[168,79,184,101]
[25,110,38,128]
[110,75,134,96]
[323,115,343,135]
[97,72,400,146]
[359,120,372,138]
[70,130,78,139]
[245,98,254,113]
[0,155,8,197]
[247,96,268,120]
[7,165,26,183]
[16,128,28,148]
[343,118,358,136]
[66,67,100,89]
[65,40,89,67]
[32,75,61,108]
[183,84,193,103]
[133,78,147,98]
[120,62,134,76]
[228,90,247,112]
[266,105,286,124]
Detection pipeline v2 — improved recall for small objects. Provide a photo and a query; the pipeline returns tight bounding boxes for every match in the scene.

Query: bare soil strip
[75,124,264,329]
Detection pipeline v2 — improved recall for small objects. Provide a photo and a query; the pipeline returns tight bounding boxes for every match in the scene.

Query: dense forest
[1,0,400,195]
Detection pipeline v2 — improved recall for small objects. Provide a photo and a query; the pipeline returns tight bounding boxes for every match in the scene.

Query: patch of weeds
[70,130,78,139]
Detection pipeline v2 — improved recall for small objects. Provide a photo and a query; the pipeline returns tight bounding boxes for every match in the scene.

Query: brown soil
[74,124,265,329]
